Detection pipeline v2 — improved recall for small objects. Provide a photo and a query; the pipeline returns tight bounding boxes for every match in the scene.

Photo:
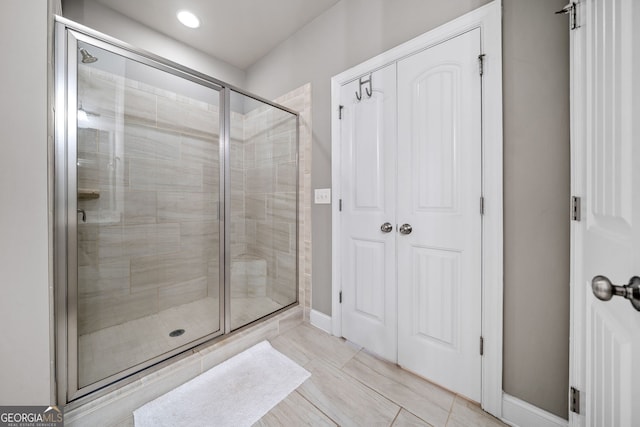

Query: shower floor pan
[78,296,284,387]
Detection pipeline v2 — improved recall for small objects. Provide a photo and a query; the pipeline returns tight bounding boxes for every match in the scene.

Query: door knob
[399,223,412,235]
[591,275,640,311]
[380,222,393,233]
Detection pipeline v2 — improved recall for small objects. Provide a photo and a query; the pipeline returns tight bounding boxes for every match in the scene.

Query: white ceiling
[94,0,340,69]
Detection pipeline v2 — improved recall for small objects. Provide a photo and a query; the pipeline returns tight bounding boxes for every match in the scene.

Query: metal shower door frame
[54,16,299,406]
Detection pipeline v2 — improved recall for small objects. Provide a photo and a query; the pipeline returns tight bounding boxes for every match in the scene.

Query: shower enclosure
[55,19,298,403]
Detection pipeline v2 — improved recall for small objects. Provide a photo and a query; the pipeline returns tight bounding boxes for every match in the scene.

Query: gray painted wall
[244,0,492,320]
[0,0,53,405]
[502,0,570,418]
[245,0,570,419]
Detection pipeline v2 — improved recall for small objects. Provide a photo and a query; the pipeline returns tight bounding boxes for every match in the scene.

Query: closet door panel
[397,28,483,400]
[414,66,458,213]
[340,64,398,362]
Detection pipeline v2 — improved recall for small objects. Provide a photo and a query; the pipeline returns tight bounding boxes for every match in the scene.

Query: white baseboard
[310,309,332,334]
[501,393,568,427]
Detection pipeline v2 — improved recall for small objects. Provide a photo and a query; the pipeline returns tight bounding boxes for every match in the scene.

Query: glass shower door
[228,90,299,330]
[57,22,300,404]
[70,38,223,394]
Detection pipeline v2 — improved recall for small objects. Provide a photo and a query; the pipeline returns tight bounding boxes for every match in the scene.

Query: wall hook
[355,74,373,101]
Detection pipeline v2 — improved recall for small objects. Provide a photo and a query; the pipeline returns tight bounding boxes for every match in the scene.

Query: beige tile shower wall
[76,67,221,335]
[272,84,312,319]
[230,111,247,258]
[242,104,296,306]
[233,85,310,315]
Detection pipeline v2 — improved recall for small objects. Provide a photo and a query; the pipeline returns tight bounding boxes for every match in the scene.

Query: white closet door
[340,64,397,362]
[397,28,482,400]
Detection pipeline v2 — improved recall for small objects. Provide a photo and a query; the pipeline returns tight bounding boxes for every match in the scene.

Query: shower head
[79,48,98,64]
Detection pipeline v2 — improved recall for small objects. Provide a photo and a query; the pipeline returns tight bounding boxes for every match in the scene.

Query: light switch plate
[314,188,331,204]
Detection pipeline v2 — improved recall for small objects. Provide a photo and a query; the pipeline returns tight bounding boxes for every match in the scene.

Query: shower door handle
[77,209,86,223]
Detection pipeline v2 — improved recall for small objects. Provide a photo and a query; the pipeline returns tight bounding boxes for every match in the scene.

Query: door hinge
[339,291,342,303]
[338,105,344,119]
[339,199,343,211]
[480,336,484,356]
[571,196,581,221]
[556,2,578,30]
[570,387,581,414]
[480,196,485,215]
[478,54,486,76]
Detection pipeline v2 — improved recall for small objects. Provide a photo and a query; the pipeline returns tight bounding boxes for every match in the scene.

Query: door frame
[330,1,503,416]
[568,2,585,425]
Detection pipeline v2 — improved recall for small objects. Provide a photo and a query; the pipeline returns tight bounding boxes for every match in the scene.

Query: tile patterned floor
[255,323,507,427]
[108,318,507,426]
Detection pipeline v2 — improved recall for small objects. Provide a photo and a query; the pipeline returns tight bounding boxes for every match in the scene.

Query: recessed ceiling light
[177,10,200,28]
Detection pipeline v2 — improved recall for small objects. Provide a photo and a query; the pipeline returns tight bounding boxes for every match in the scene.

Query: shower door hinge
[556,2,579,30]
[339,291,343,303]
[480,336,484,355]
[480,196,485,215]
[478,54,486,76]
[570,387,581,413]
[571,196,581,221]
[338,105,344,120]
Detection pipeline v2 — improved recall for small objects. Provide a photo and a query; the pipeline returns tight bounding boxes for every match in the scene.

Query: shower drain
[169,329,185,337]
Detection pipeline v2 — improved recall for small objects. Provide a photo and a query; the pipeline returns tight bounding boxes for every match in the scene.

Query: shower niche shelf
[78,189,100,200]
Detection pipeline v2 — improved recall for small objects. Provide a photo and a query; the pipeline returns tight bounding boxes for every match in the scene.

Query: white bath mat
[134,341,310,427]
